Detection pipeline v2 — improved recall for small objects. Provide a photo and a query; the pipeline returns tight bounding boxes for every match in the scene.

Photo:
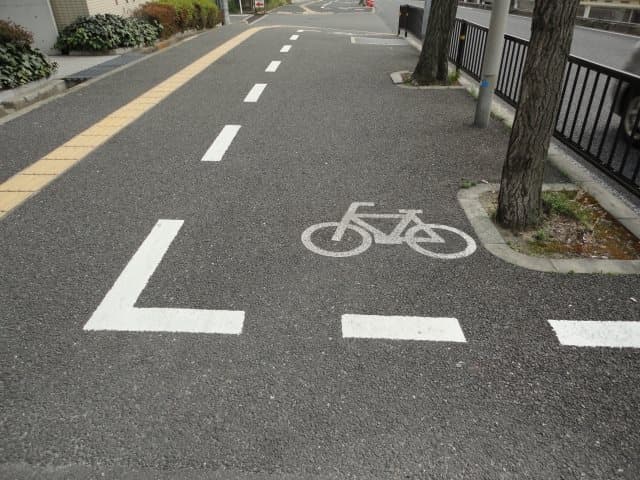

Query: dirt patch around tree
[479,189,640,260]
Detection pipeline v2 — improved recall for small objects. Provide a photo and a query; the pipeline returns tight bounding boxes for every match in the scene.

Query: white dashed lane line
[290,34,299,41]
[244,83,267,103]
[548,320,640,348]
[342,314,467,342]
[265,61,281,72]
[201,125,241,162]
[280,45,292,53]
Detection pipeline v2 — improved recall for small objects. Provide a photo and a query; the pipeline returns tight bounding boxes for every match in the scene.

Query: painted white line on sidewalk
[342,314,467,342]
[265,60,281,72]
[201,125,241,162]
[548,320,640,348]
[289,34,299,40]
[84,220,244,334]
[280,45,292,53]
[243,83,267,103]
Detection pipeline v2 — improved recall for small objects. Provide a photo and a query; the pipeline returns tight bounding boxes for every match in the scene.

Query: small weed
[448,70,460,84]
[460,179,476,189]
[542,191,591,225]
[533,229,549,242]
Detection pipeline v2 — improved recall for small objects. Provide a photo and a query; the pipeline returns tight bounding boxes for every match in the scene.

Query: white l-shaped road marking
[84,220,244,334]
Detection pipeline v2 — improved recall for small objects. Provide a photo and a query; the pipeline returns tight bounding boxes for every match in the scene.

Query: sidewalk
[0,53,136,117]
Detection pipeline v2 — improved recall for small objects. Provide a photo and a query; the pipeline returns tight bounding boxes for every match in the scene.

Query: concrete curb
[390,70,466,89]
[458,183,640,274]
[0,80,69,115]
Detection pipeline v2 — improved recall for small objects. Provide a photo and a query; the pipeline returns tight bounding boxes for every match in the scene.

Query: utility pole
[421,0,432,38]
[222,0,231,24]
[239,0,243,15]
[474,0,509,128]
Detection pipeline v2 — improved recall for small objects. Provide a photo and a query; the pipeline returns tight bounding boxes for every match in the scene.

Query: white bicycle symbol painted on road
[301,202,477,259]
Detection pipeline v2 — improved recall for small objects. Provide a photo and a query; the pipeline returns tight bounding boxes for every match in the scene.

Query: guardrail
[400,7,640,197]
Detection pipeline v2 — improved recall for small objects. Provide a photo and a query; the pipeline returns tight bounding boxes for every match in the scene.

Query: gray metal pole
[421,0,432,38]
[239,0,243,15]
[222,0,231,24]
[474,0,509,128]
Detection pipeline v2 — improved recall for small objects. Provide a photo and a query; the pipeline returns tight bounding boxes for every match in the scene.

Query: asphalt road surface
[1,2,639,479]
[375,1,639,70]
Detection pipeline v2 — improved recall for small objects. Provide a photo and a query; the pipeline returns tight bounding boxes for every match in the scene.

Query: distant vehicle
[614,42,640,143]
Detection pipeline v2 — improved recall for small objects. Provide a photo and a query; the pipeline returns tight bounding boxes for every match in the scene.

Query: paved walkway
[1,3,639,479]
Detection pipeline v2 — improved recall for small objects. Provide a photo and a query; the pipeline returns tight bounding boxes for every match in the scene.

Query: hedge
[0,20,57,90]
[55,14,161,53]
[136,0,219,36]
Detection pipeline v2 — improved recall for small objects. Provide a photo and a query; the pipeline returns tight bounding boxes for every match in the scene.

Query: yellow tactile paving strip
[0,26,264,220]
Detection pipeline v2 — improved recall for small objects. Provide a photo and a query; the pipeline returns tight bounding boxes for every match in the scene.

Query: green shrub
[266,0,291,10]
[0,19,34,45]
[55,14,161,53]
[0,42,57,89]
[158,0,219,30]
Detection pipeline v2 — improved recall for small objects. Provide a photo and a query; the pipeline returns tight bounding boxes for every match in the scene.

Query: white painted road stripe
[297,29,304,32]
[548,320,640,348]
[243,83,267,103]
[265,60,281,72]
[280,45,292,53]
[201,125,241,162]
[289,34,299,40]
[84,220,244,334]
[342,315,467,342]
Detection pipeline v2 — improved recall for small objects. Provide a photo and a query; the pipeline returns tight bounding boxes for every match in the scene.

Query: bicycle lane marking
[0,26,266,220]
[301,202,477,259]
[84,219,244,334]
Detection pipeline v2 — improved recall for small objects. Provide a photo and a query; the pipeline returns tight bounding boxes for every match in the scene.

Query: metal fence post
[474,0,509,128]
[456,22,468,75]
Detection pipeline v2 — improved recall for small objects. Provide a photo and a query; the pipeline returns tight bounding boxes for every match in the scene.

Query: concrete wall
[49,0,147,29]
[86,0,147,17]
[0,0,59,53]
[49,0,89,29]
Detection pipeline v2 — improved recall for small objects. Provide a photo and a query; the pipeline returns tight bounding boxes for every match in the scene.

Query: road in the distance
[376,2,638,70]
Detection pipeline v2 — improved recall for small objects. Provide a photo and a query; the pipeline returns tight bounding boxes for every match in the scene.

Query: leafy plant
[0,19,34,45]
[0,42,57,89]
[55,14,161,53]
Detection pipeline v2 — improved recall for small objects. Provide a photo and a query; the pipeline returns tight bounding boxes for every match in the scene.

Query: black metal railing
[399,8,640,197]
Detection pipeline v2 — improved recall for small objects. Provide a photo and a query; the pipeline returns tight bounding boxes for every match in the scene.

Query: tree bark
[496,0,581,230]
[412,0,457,85]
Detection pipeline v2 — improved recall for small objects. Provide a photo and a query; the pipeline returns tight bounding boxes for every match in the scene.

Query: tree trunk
[496,0,581,230]
[412,0,457,85]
